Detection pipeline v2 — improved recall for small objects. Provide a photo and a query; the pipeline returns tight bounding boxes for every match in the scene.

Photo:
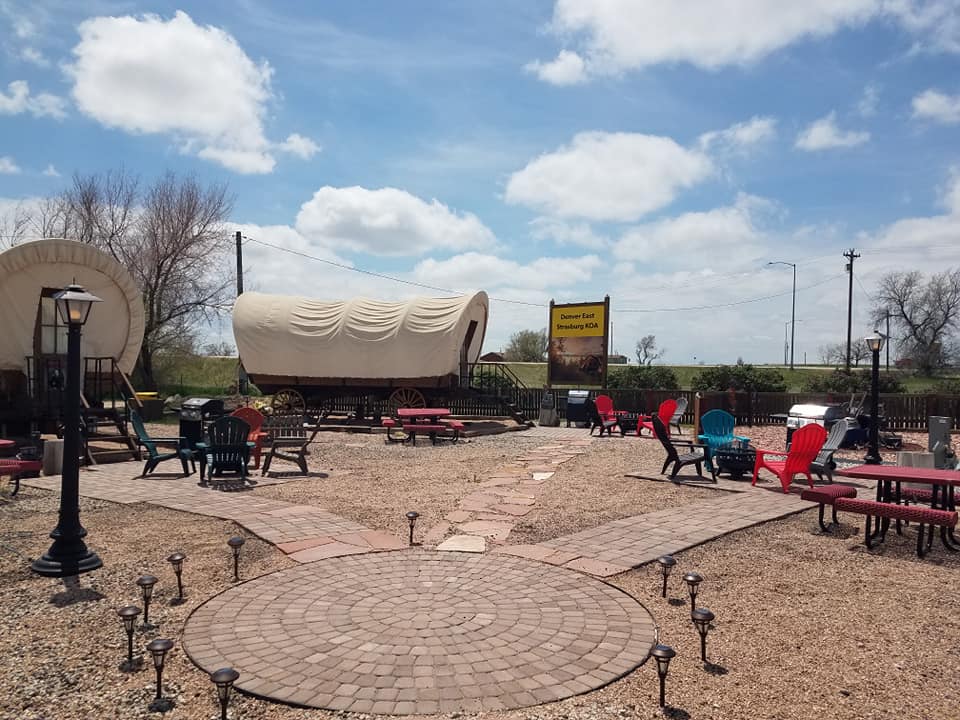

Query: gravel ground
[1,423,956,720]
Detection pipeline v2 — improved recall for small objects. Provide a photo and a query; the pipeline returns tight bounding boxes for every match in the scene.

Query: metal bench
[833,497,958,557]
[800,484,857,531]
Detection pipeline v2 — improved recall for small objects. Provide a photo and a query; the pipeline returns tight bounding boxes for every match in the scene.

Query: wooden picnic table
[385,408,461,445]
[396,408,451,421]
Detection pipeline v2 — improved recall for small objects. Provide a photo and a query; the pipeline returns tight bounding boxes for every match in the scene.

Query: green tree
[802,370,905,393]
[503,328,547,362]
[691,364,787,392]
[607,365,679,390]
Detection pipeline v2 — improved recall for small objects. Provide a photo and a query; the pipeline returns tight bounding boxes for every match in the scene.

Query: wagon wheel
[272,389,306,416]
[386,387,426,416]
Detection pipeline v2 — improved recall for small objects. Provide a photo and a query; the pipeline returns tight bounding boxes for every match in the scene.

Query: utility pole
[843,249,860,372]
[235,231,248,394]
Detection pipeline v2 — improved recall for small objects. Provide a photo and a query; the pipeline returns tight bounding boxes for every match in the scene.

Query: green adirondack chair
[129,411,194,477]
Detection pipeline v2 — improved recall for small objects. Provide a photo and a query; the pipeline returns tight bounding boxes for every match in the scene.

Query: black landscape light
[683,571,703,613]
[227,536,245,582]
[650,643,676,708]
[166,551,186,603]
[211,667,240,720]
[30,284,103,578]
[146,638,174,702]
[136,574,158,628]
[117,605,141,671]
[406,511,419,546]
[692,608,716,662]
[656,555,676,598]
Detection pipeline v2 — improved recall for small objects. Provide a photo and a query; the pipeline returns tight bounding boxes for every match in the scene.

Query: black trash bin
[565,390,590,428]
[179,398,225,450]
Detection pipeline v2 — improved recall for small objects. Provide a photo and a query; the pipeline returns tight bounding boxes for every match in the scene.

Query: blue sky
[2,1,960,365]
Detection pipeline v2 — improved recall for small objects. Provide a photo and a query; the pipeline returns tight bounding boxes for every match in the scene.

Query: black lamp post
[227,536,244,582]
[650,643,676,708]
[683,571,703,613]
[166,551,186,603]
[656,555,676,598]
[691,608,716,662]
[136,574,158,628]
[864,332,885,465]
[146,638,174,702]
[406,511,419,546]
[211,667,240,720]
[117,605,141,671]
[31,284,103,578]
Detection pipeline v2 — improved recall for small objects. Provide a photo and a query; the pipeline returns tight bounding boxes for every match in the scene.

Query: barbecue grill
[786,404,847,446]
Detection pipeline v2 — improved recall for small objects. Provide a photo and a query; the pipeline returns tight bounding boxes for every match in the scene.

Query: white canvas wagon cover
[0,239,145,374]
[233,291,488,380]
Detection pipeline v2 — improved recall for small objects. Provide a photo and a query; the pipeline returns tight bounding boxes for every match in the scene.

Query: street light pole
[864,332,884,465]
[31,284,103,578]
[768,261,797,370]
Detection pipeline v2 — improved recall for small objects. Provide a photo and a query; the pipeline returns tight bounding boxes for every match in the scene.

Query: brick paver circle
[183,549,656,715]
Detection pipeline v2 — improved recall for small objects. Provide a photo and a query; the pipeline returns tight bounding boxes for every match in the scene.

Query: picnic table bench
[383,409,463,445]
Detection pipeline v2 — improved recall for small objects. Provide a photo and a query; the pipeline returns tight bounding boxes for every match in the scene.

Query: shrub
[607,365,680,390]
[802,369,906,394]
[691,364,787,392]
[928,377,960,395]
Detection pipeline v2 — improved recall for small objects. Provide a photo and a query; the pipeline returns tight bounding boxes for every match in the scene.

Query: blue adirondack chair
[129,411,194,477]
[697,409,749,476]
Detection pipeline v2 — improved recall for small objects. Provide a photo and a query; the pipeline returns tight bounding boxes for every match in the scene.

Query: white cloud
[795,112,870,150]
[505,131,713,222]
[698,116,778,154]
[42,164,60,177]
[857,83,880,117]
[911,88,960,124]
[67,11,306,174]
[613,193,771,267]
[0,157,21,174]
[295,186,497,256]
[0,80,67,119]
[276,133,321,159]
[524,49,587,86]
[412,252,603,292]
[530,0,887,81]
[529,217,609,249]
[19,47,49,67]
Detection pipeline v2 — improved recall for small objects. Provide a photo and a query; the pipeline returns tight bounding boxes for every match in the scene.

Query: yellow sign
[551,303,605,338]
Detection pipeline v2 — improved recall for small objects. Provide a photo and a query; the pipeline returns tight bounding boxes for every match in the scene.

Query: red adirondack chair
[752,423,828,493]
[594,395,626,423]
[637,399,678,437]
[231,407,269,469]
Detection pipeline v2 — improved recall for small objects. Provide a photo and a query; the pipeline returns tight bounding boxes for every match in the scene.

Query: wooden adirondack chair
[231,406,269,469]
[204,416,251,482]
[637,399,677,437]
[810,419,850,484]
[698,409,749,473]
[261,415,320,475]
[129,411,194,477]
[753,423,827,493]
[586,398,619,437]
[652,415,710,480]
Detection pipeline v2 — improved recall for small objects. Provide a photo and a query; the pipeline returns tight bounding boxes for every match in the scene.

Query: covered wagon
[0,238,145,435]
[233,291,489,418]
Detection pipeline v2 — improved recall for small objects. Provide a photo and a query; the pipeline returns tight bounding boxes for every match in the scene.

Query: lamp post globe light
[227,536,245,582]
[650,643,676,708]
[211,667,241,720]
[683,571,704,613]
[136,574,159,628]
[656,555,676,598]
[691,608,716,662]
[166,551,186,602]
[146,638,174,703]
[864,332,885,465]
[31,284,103,578]
[117,605,141,671]
[767,261,797,370]
[405,510,419,546]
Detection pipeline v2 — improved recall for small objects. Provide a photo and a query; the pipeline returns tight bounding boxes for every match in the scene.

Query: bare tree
[49,170,234,387]
[871,269,960,373]
[818,343,845,367]
[635,334,664,365]
[0,201,30,249]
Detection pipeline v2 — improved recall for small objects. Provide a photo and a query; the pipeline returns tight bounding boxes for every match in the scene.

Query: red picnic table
[384,408,462,445]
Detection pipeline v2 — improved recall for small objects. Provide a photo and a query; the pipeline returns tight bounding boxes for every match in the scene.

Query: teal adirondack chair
[697,409,749,476]
[129,411,194,477]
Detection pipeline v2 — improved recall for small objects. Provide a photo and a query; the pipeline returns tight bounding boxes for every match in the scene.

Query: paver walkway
[23,464,407,561]
[182,550,657,715]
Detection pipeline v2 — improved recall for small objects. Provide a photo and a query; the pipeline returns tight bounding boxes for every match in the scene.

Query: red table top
[0,439,14,448]
[397,408,451,418]
[838,464,960,485]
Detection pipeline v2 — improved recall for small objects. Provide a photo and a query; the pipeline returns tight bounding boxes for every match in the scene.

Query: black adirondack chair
[129,411,194,477]
[810,418,850,484]
[652,415,711,481]
[669,396,689,435]
[203,416,251,483]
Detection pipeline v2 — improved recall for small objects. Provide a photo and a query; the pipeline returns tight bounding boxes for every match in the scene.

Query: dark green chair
[201,416,251,484]
[129,411,194,477]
